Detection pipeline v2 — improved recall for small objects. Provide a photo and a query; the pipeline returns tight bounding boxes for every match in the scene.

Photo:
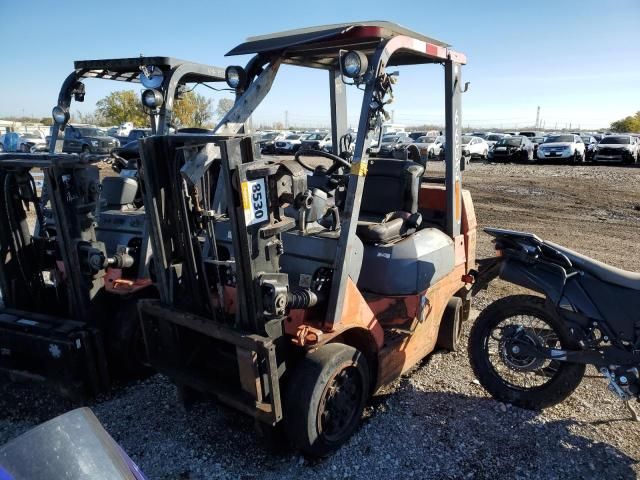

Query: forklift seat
[101,176,138,207]
[357,159,424,244]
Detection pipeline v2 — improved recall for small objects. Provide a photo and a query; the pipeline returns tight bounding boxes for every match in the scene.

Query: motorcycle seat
[545,241,640,291]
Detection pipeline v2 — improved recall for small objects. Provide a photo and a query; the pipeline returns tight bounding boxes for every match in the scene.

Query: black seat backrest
[360,159,424,216]
[101,176,138,207]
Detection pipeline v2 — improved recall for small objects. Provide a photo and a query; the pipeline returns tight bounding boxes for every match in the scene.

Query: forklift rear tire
[436,297,463,352]
[284,343,369,457]
[107,299,151,380]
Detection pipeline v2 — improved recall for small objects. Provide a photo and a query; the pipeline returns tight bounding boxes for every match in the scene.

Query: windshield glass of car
[600,136,630,145]
[581,136,592,143]
[487,134,503,141]
[22,133,40,139]
[262,133,278,140]
[544,135,574,143]
[306,133,326,141]
[461,136,473,145]
[79,128,106,137]
[496,138,522,147]
[531,137,544,143]
[417,136,435,143]
[382,135,399,143]
[286,135,301,140]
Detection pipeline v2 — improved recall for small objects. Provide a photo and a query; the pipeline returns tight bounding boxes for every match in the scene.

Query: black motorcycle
[469,228,640,413]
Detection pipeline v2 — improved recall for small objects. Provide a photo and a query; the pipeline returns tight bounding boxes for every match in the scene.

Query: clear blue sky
[2,0,639,129]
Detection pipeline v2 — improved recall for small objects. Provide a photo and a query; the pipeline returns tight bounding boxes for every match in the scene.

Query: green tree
[72,110,106,126]
[173,91,214,128]
[610,111,640,133]
[215,98,235,119]
[96,90,147,126]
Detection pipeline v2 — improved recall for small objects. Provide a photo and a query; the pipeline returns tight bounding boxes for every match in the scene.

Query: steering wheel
[294,149,351,174]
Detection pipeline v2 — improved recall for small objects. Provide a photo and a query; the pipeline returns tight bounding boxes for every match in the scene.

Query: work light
[225,66,246,89]
[52,105,69,125]
[342,50,368,79]
[142,89,163,108]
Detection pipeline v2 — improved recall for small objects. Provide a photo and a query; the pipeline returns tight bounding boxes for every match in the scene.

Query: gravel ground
[1,161,640,479]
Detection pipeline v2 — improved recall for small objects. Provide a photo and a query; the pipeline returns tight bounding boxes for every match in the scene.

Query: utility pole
[535,106,540,129]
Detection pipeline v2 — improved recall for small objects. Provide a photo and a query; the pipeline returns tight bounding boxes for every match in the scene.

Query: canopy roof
[73,56,226,84]
[226,21,465,67]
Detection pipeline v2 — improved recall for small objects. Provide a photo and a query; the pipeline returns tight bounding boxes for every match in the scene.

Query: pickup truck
[115,128,152,147]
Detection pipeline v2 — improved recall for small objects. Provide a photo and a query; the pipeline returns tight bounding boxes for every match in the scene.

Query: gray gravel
[1,162,640,479]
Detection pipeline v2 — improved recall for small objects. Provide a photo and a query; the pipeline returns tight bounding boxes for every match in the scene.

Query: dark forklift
[138,22,476,456]
[0,57,225,400]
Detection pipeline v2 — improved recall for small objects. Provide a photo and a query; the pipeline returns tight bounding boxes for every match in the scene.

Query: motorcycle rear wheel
[469,295,585,410]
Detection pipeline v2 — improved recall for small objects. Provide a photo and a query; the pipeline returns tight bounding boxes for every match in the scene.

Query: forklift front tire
[436,297,463,352]
[284,343,369,457]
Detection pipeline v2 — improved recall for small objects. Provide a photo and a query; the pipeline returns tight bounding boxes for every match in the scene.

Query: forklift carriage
[0,57,225,399]
[137,22,476,456]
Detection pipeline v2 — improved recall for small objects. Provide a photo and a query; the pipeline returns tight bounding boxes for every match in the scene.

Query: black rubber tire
[284,343,369,457]
[106,299,152,380]
[468,295,585,410]
[437,297,463,351]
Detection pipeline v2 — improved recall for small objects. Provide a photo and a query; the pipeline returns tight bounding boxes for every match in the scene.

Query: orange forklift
[137,21,476,456]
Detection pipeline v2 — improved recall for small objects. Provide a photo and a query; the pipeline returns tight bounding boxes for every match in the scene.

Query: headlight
[142,89,163,108]
[342,50,368,79]
[225,66,246,89]
[91,140,99,147]
[52,105,69,124]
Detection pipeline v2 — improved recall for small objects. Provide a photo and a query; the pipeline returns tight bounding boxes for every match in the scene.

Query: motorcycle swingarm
[516,343,640,367]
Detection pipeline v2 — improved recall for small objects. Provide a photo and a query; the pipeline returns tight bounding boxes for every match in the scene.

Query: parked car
[518,131,544,138]
[258,131,285,154]
[461,135,489,159]
[17,132,47,153]
[115,128,152,147]
[62,125,120,154]
[593,135,638,164]
[580,135,598,161]
[536,134,585,162]
[274,133,307,154]
[529,136,545,158]
[413,135,444,160]
[469,131,489,139]
[485,133,510,150]
[376,133,414,157]
[300,132,332,151]
[490,135,534,162]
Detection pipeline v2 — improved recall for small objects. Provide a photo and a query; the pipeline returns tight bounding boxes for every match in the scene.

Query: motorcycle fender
[499,259,566,304]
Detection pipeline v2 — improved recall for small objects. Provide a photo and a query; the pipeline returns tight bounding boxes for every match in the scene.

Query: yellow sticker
[240,181,250,210]
[350,161,368,176]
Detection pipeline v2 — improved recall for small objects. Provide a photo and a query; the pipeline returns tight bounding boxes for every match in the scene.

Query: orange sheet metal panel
[374,263,467,388]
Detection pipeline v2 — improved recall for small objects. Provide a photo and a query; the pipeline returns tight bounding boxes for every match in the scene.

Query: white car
[461,135,489,159]
[274,134,307,154]
[300,132,332,151]
[17,132,47,153]
[537,134,586,162]
[594,135,638,164]
[413,135,444,161]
